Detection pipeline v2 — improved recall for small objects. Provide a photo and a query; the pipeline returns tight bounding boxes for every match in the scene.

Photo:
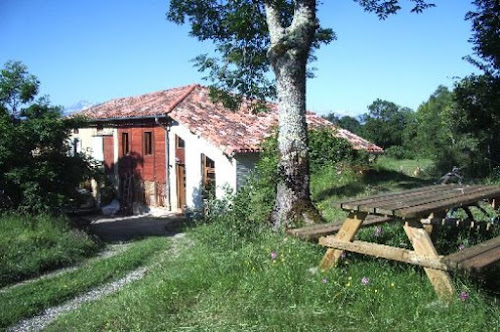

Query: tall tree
[414,85,455,159]
[360,99,414,149]
[451,0,500,176]
[167,1,434,228]
[0,61,97,213]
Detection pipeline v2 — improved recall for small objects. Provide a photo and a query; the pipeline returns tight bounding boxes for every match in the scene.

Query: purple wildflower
[340,251,347,259]
[361,276,369,285]
[459,291,469,301]
[374,226,383,237]
[458,244,466,251]
[270,251,278,260]
[322,278,328,284]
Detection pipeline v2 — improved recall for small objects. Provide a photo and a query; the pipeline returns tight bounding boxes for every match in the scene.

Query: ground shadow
[87,214,188,242]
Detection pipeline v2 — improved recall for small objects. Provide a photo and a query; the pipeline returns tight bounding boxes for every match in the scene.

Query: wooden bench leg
[404,220,455,301]
[319,212,367,271]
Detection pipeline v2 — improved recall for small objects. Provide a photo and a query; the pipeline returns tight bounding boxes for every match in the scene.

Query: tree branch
[263,1,285,45]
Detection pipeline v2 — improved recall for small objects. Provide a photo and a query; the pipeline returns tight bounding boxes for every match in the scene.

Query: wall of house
[69,127,116,203]
[117,125,167,207]
[168,122,237,211]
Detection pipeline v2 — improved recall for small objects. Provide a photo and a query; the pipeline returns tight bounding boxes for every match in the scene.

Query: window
[122,132,129,155]
[144,131,153,155]
[176,136,185,149]
[72,138,80,156]
[201,154,215,195]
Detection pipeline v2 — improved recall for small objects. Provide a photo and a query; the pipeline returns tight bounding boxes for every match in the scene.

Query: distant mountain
[63,100,96,115]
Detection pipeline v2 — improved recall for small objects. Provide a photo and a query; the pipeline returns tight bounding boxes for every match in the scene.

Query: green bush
[384,145,410,160]
[0,213,99,287]
[308,128,358,171]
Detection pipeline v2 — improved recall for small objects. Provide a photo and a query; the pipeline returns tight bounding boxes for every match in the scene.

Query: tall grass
[0,213,99,287]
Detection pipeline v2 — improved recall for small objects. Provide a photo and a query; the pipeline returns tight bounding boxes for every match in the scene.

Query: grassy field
[0,213,99,287]
[45,225,499,332]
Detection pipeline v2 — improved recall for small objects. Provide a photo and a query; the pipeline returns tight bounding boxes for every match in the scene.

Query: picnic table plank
[287,215,393,240]
[396,186,500,219]
[319,237,449,270]
[375,185,499,217]
[366,187,473,215]
[444,236,500,271]
[338,185,447,211]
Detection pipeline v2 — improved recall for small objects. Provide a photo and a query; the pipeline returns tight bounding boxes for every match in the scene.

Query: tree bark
[265,1,324,229]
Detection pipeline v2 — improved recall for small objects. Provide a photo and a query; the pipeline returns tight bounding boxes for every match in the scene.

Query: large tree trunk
[265,1,324,229]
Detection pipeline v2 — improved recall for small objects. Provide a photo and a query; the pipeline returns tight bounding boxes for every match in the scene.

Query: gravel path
[8,233,189,332]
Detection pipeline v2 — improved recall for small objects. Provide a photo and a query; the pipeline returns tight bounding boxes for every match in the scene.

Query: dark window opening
[176,136,185,149]
[144,131,153,155]
[201,154,215,196]
[122,132,129,155]
[72,138,79,156]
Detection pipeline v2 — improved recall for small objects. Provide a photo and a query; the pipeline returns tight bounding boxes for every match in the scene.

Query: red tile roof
[76,84,383,155]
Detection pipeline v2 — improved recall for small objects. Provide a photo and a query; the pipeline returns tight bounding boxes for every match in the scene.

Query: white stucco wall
[69,128,98,158]
[168,122,237,211]
[69,127,117,162]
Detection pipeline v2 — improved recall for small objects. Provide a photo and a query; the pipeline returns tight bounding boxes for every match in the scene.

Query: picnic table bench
[309,184,500,301]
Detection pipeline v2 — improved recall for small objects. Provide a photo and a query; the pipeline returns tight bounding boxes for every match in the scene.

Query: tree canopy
[0,61,98,213]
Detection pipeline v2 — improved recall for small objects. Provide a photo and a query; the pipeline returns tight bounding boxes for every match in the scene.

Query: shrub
[384,145,409,160]
[308,127,357,171]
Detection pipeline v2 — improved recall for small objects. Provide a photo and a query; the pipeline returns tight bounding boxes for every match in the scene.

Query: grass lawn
[0,214,99,287]
[0,236,170,329]
[45,225,500,332]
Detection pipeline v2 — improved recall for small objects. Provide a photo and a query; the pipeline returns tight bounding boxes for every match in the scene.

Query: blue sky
[0,1,479,116]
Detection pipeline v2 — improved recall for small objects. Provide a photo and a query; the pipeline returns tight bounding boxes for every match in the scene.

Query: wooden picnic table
[318,184,500,301]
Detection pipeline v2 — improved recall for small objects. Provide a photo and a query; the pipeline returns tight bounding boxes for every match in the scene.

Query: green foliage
[464,0,500,77]
[323,113,362,136]
[0,236,169,328]
[360,99,415,150]
[0,61,100,213]
[444,0,500,177]
[355,0,435,19]
[308,127,358,171]
[167,0,335,109]
[384,145,411,160]
[0,213,98,287]
[413,85,455,159]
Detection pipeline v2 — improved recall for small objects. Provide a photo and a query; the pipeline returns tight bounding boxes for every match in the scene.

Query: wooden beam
[319,212,366,271]
[319,237,450,271]
[287,216,393,241]
[404,220,455,301]
[444,236,500,271]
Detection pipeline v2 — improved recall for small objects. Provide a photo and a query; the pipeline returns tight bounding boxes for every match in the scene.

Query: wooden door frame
[176,163,186,209]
